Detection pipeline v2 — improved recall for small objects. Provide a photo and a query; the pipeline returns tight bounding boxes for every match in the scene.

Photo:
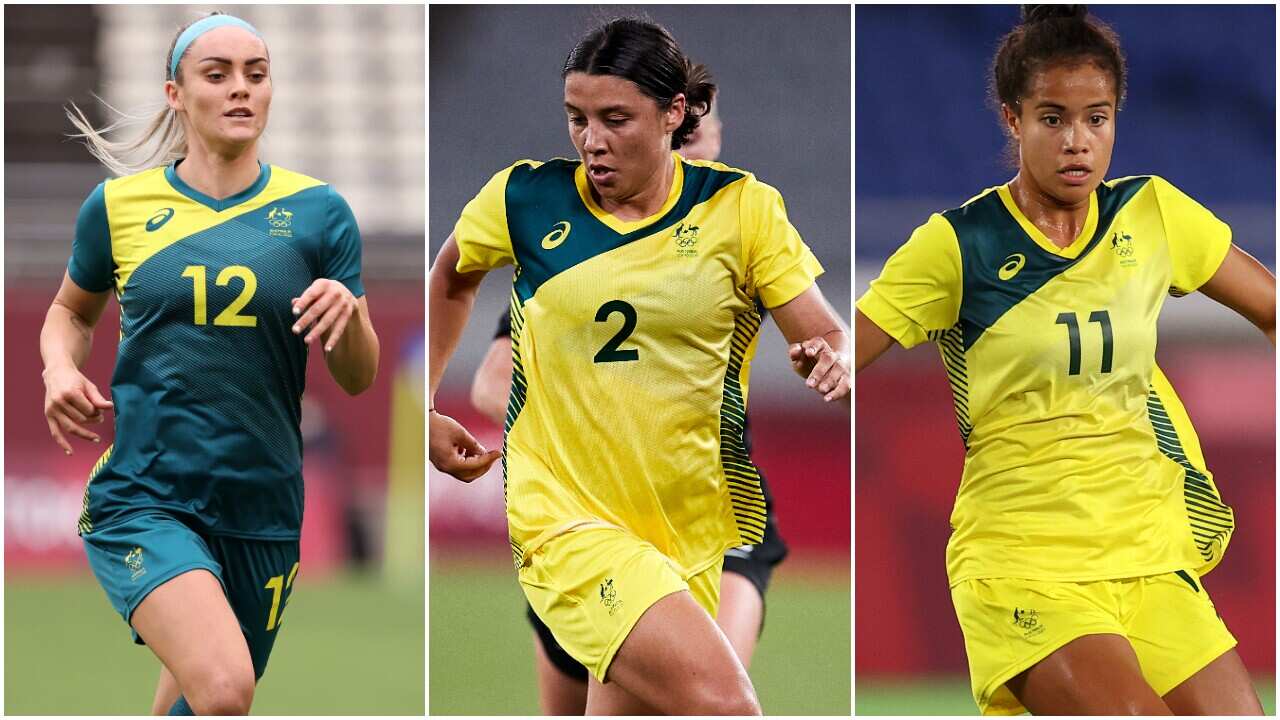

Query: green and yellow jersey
[858,176,1234,585]
[70,161,364,540]
[454,153,822,576]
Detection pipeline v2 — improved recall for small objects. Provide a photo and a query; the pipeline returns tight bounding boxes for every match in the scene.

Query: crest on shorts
[1012,607,1044,639]
[599,577,623,616]
[124,546,147,581]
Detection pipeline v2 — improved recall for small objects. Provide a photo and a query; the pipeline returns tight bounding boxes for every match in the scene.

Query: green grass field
[856,676,1276,715]
[5,571,424,715]
[429,559,850,715]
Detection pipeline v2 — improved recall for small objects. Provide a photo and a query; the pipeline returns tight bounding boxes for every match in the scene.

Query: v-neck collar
[996,183,1098,260]
[574,153,684,235]
[165,159,271,212]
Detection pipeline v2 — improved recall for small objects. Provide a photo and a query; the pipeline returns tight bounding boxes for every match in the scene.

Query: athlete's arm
[40,271,114,453]
[470,336,513,426]
[855,309,896,372]
[1198,245,1276,345]
[771,283,850,404]
[291,280,380,394]
[430,234,501,481]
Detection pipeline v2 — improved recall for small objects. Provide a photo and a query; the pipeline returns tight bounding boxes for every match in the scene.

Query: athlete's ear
[1001,102,1021,143]
[164,79,184,113]
[665,93,686,135]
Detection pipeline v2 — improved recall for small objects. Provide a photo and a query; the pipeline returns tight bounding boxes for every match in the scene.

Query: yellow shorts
[951,569,1237,715]
[518,525,722,682]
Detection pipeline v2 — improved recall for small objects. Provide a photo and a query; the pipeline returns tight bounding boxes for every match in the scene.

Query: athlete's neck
[595,154,675,221]
[1008,173,1090,249]
[175,142,262,201]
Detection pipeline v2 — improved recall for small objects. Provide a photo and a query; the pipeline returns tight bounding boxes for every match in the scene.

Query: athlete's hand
[430,411,502,482]
[42,364,113,454]
[291,279,357,352]
[789,337,850,403]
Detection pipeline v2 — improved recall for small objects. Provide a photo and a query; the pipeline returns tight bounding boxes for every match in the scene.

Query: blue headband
[169,15,263,80]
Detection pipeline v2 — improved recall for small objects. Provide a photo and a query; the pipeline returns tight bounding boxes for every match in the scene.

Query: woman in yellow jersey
[857,5,1273,715]
[42,13,378,715]
[430,17,849,715]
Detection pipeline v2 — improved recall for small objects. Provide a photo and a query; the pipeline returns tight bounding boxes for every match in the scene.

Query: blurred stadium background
[855,6,1275,715]
[4,5,425,714]
[429,5,850,715]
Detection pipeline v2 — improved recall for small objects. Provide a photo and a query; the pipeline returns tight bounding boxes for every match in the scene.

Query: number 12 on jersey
[1055,309,1113,376]
[182,265,258,327]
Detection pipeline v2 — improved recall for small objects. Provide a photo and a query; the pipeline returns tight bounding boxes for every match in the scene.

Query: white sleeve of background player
[855,214,963,349]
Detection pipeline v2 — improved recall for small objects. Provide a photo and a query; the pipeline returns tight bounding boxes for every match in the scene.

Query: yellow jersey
[454,153,823,576]
[858,176,1234,585]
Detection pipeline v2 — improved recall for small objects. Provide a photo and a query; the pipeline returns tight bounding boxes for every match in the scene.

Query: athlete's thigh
[1162,648,1262,714]
[518,527,691,683]
[952,575,1154,714]
[603,590,758,715]
[1006,633,1170,715]
[130,569,253,694]
[1122,569,1257,713]
[716,571,764,669]
[532,630,588,715]
[207,535,301,680]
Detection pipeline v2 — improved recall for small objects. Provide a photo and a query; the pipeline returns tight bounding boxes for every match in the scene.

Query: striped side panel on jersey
[1146,387,1234,565]
[720,308,767,545]
[504,285,529,568]
[77,443,114,535]
[930,325,973,447]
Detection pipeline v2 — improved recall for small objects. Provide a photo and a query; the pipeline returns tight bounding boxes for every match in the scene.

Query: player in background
[431,17,848,714]
[41,13,378,715]
[856,5,1272,715]
[469,100,790,714]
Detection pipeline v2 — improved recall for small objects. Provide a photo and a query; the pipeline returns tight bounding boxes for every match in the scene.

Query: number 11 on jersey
[1055,309,1113,375]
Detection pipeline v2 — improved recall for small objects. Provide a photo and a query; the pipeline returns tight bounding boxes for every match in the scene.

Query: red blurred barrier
[855,347,1276,675]
[4,280,423,574]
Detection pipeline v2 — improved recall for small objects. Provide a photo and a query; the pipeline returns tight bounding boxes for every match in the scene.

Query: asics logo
[541,221,571,250]
[998,253,1026,281]
[145,208,175,232]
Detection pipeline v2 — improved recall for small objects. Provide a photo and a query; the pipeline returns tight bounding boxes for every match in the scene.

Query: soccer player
[41,13,379,715]
[470,100,788,714]
[856,5,1273,715]
[430,18,848,715]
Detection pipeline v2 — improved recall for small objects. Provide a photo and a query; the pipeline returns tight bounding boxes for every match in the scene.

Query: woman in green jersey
[41,13,378,715]
[431,18,848,715]
[856,5,1273,715]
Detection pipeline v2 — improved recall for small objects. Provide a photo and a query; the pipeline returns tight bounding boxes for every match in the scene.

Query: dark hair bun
[1021,5,1088,25]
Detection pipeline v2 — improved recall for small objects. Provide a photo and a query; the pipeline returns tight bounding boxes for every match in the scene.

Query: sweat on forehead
[169,15,264,80]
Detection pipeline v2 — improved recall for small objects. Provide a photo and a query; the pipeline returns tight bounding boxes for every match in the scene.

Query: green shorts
[81,510,300,679]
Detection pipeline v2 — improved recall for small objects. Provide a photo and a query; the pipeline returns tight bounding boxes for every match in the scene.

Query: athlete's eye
[606,117,628,127]
[568,116,586,127]
[1090,114,1107,126]
[206,72,225,81]
[1041,115,1061,127]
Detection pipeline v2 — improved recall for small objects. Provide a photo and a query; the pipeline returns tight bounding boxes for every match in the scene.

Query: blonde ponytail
[65,96,187,177]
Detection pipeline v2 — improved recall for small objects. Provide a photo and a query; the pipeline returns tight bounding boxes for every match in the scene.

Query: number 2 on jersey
[1054,309,1113,375]
[594,299,639,363]
[182,265,258,327]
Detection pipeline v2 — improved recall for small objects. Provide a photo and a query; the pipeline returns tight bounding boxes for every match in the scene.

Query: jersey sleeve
[739,177,824,308]
[1151,176,1232,296]
[67,182,115,293]
[454,165,518,273]
[855,213,963,349]
[323,186,365,297]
